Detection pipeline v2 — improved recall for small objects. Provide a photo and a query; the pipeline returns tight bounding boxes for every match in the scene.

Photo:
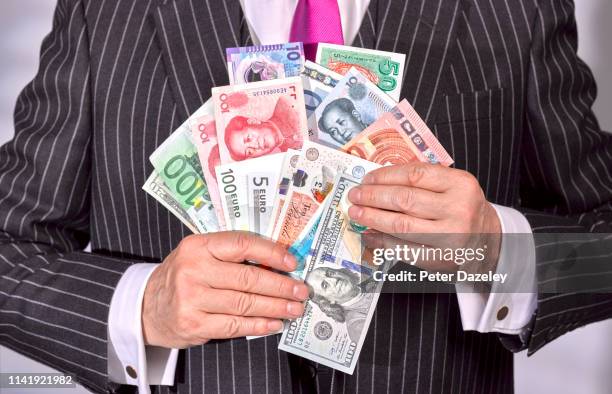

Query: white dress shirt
[107,1,538,391]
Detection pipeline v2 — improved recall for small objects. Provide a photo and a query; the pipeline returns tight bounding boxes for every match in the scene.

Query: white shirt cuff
[456,204,537,334]
[107,263,179,392]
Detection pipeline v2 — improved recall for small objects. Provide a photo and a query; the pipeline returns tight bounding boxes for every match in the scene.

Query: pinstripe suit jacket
[1,0,611,393]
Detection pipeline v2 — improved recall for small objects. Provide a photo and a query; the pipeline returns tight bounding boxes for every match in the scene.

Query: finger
[347,206,441,244]
[204,231,296,272]
[363,163,455,192]
[204,261,310,301]
[198,288,305,319]
[199,314,284,339]
[348,185,446,219]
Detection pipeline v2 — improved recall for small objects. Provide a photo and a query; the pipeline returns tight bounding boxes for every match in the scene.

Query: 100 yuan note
[142,172,199,234]
[309,68,396,148]
[226,43,304,84]
[342,99,454,166]
[279,173,388,374]
[272,141,380,247]
[316,43,406,101]
[212,77,308,164]
[301,60,342,118]
[150,126,219,233]
[216,153,285,231]
[190,99,227,230]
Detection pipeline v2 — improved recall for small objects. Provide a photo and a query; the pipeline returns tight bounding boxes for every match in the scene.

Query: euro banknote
[215,153,285,232]
[142,172,199,234]
[226,43,304,84]
[211,77,308,164]
[271,141,381,248]
[316,43,406,101]
[342,99,454,166]
[149,124,219,233]
[301,60,342,118]
[309,68,397,148]
[279,173,388,374]
[247,171,278,236]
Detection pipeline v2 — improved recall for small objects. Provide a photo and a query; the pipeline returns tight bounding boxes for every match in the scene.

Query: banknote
[190,100,227,230]
[266,149,301,238]
[150,125,219,233]
[301,60,342,118]
[342,99,454,166]
[216,153,285,231]
[212,77,308,164]
[279,173,388,374]
[142,172,199,234]
[316,43,406,101]
[309,68,397,148]
[247,171,280,236]
[226,42,304,84]
[272,141,380,247]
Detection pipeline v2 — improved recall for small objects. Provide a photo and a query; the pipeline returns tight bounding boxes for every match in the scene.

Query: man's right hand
[142,232,309,349]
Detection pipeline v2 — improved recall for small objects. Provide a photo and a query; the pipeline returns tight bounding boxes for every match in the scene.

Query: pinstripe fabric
[0,0,611,393]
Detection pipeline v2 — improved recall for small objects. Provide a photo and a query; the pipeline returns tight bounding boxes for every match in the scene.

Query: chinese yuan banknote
[342,99,454,167]
[142,172,199,234]
[301,60,342,118]
[211,77,308,164]
[316,43,406,101]
[279,173,387,375]
[215,153,285,232]
[271,141,380,248]
[226,42,304,84]
[309,68,397,149]
[149,124,219,233]
[189,99,227,230]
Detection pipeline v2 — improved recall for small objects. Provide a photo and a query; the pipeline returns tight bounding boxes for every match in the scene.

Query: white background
[0,1,611,393]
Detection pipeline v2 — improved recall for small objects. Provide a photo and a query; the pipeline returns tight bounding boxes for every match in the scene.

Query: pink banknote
[342,99,454,167]
[191,113,226,231]
[211,77,308,164]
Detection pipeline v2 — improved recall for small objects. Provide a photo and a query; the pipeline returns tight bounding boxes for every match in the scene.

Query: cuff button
[497,306,509,321]
[126,366,137,379]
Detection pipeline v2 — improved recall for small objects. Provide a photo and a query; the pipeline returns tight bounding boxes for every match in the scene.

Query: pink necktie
[289,0,344,61]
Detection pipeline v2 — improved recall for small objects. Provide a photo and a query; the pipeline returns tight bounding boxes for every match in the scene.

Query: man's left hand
[347,163,502,274]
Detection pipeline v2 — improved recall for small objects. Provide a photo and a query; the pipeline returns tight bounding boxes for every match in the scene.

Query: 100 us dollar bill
[142,172,199,234]
[278,173,388,375]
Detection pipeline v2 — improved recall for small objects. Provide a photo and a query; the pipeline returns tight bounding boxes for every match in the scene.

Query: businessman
[1,0,611,393]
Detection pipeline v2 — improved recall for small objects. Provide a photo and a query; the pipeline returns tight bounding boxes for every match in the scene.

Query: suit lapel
[153,0,243,120]
[356,0,460,122]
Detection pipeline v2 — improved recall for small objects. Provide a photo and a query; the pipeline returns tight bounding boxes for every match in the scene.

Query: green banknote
[150,126,219,233]
[316,43,406,101]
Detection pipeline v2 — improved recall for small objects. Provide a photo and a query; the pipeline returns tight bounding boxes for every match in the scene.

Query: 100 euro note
[279,173,388,374]
[342,99,454,166]
[316,43,406,101]
[215,153,285,232]
[271,141,380,248]
[150,125,219,233]
[309,68,397,148]
[226,42,304,84]
[301,60,342,118]
[142,172,199,234]
[212,77,308,164]
[190,100,227,230]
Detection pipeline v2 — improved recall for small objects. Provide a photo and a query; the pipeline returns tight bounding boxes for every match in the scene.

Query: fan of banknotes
[143,42,454,374]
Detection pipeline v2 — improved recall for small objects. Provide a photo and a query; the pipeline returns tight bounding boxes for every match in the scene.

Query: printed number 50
[378,59,400,92]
